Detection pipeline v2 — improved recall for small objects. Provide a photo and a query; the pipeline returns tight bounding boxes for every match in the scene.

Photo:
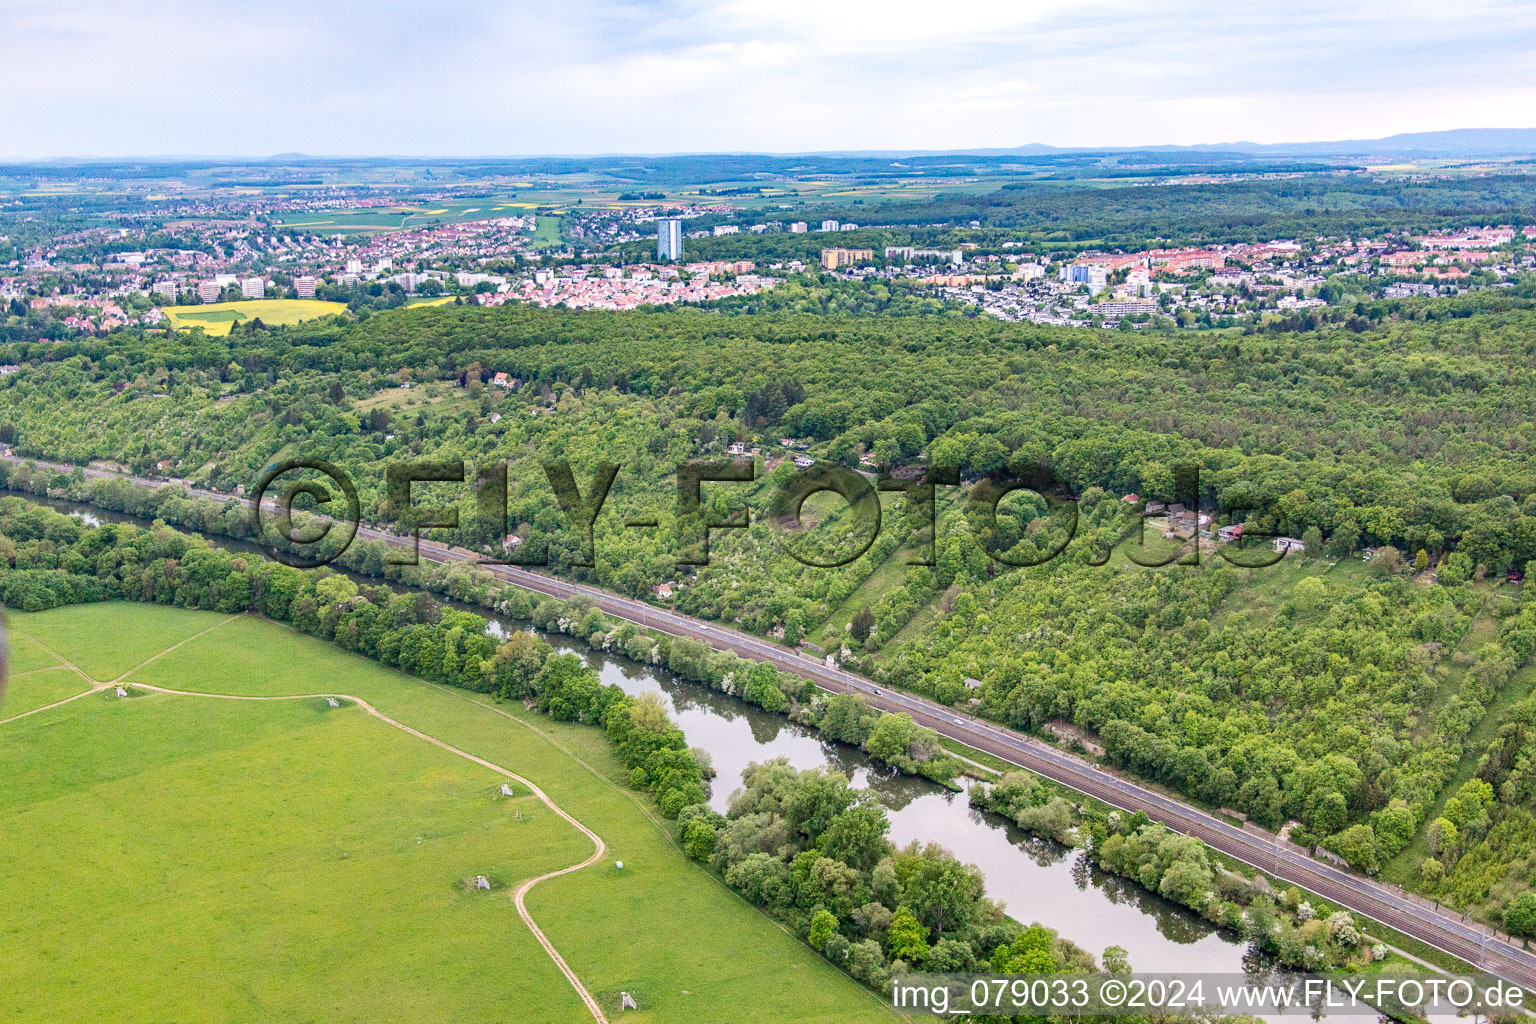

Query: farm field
[158,298,347,335]
[3,604,896,1024]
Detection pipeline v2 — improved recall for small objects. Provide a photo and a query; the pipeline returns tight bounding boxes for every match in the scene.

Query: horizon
[6,0,1536,159]
[9,125,1536,164]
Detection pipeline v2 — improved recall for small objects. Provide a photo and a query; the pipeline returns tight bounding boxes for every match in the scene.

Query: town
[5,176,1535,336]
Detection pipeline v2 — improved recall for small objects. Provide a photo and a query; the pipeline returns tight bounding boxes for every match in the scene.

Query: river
[34,495,1372,1015]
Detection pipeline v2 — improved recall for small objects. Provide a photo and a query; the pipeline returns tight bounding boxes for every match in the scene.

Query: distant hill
[845,128,1536,160]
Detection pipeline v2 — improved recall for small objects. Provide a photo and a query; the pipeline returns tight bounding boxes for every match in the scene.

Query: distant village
[2,183,1534,335]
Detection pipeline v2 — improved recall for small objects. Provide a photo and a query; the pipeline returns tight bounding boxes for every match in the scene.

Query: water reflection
[32,494,1387,1016]
[540,633,1265,976]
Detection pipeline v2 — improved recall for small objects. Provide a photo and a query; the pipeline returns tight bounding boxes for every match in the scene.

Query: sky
[4,0,1536,158]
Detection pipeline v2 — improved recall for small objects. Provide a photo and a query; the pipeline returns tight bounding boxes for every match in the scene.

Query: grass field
[4,604,896,1023]
[158,299,348,336]
[0,667,91,719]
[0,683,590,1022]
[529,214,563,248]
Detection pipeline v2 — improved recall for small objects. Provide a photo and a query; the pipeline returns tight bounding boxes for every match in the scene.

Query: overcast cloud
[3,0,1534,157]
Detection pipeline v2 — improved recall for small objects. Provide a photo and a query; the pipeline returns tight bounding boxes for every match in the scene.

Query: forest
[2,295,1534,934]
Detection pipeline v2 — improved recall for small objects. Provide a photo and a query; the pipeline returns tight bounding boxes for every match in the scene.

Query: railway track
[8,455,1535,990]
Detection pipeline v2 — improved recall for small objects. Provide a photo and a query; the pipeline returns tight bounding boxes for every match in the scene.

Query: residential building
[789,222,808,233]
[656,218,683,261]
[1060,264,1108,295]
[240,277,265,299]
[820,219,840,232]
[821,248,874,270]
[295,276,317,299]
[1096,300,1158,317]
[197,280,221,303]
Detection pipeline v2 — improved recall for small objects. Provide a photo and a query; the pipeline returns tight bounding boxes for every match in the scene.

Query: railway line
[8,454,1535,991]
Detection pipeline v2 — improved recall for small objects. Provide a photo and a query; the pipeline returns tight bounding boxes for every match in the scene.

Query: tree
[850,606,875,642]
[1504,892,1536,938]
[493,630,549,698]
[1311,790,1348,836]
[864,713,918,764]
[1327,521,1360,559]
[1293,576,1327,613]
[819,803,890,872]
[682,818,718,861]
[743,661,788,713]
[1426,817,1458,857]
[1328,824,1381,874]
[808,908,838,951]
[887,905,930,963]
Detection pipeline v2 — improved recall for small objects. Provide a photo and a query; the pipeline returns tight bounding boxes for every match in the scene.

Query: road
[7,453,1536,990]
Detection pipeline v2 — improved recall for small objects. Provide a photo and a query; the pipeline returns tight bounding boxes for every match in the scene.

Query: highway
[7,452,1536,990]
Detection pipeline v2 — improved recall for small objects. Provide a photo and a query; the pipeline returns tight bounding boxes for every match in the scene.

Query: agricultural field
[0,604,896,1024]
[158,298,348,336]
[273,198,555,232]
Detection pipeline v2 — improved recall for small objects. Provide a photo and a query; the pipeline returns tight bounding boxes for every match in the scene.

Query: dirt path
[3,618,611,1023]
[1,616,244,727]
[122,680,611,1024]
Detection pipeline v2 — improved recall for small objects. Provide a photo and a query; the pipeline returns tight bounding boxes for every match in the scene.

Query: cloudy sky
[4,0,1535,158]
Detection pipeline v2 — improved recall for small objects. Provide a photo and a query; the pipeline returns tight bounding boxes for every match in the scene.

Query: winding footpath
[7,454,1536,990]
[1,615,612,1024]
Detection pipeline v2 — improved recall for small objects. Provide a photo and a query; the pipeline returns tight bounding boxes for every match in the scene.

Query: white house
[1274,537,1306,553]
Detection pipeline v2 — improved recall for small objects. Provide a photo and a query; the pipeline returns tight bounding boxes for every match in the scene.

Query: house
[653,583,674,599]
[793,454,815,468]
[1144,500,1166,514]
[1122,493,1139,504]
[489,412,502,423]
[1217,524,1244,542]
[1273,537,1306,554]
[726,441,747,455]
[779,438,794,447]
[964,677,983,690]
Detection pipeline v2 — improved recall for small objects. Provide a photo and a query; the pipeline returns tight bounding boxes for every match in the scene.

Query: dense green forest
[2,298,1535,932]
[610,174,1536,257]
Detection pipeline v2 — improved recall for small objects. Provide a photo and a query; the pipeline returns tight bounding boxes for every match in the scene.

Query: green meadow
[3,604,896,1023]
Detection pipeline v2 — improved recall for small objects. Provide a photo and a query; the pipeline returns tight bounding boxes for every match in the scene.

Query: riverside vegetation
[2,297,1536,937]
